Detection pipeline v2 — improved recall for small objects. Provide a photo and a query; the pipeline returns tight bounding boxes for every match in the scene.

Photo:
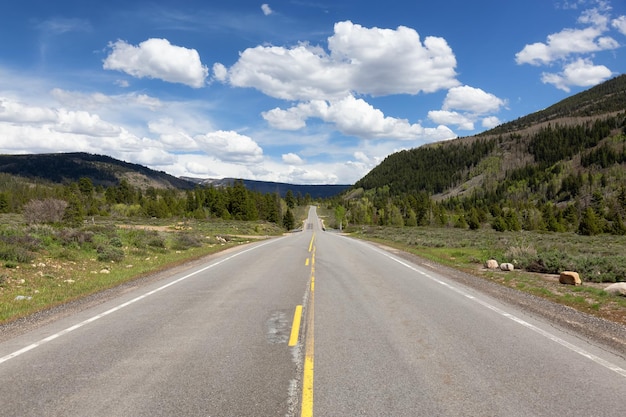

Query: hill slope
[354,74,626,200]
[0,152,350,198]
[0,152,196,190]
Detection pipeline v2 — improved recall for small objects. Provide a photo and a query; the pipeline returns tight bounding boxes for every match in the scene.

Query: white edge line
[0,238,282,366]
[361,241,626,379]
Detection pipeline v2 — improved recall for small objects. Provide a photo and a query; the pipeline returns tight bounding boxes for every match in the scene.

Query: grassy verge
[349,225,626,326]
[0,215,284,324]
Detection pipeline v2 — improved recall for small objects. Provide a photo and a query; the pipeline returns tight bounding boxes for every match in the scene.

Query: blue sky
[0,0,625,184]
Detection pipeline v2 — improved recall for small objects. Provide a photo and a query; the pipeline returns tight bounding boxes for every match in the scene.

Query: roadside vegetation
[0,214,285,324]
[347,225,626,326]
[0,174,306,324]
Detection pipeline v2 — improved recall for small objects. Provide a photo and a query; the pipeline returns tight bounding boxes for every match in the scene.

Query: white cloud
[442,85,506,114]
[55,109,121,137]
[103,38,208,88]
[482,116,501,129]
[216,21,458,101]
[427,85,505,131]
[354,151,370,163]
[194,130,264,164]
[148,118,197,150]
[541,58,613,91]
[327,21,459,96]
[282,152,304,165]
[515,7,619,66]
[428,110,474,131]
[0,97,57,124]
[262,104,310,130]
[613,15,626,35]
[265,95,456,141]
[261,4,273,16]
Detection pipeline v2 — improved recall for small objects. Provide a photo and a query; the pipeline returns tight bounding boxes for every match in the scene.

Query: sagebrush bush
[0,242,36,263]
[56,228,94,247]
[172,233,203,250]
[96,245,125,262]
[122,229,166,250]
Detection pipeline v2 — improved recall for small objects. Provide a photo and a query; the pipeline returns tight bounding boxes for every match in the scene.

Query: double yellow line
[289,232,316,417]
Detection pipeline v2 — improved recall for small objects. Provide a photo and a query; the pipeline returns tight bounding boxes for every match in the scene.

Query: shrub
[23,198,68,224]
[109,237,123,247]
[172,233,203,250]
[96,245,125,262]
[0,243,36,264]
[56,228,94,247]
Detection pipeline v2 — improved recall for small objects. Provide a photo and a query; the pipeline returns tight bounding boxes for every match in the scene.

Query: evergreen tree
[467,208,481,230]
[578,207,602,235]
[285,190,296,209]
[283,209,295,230]
[0,192,8,213]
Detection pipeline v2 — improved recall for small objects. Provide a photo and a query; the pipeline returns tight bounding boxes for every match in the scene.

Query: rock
[500,263,514,271]
[486,259,499,269]
[14,295,32,301]
[99,269,111,274]
[559,271,581,286]
[605,282,626,296]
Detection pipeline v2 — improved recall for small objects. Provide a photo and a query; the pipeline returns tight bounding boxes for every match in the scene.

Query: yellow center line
[308,232,315,253]
[301,245,315,417]
[288,305,303,347]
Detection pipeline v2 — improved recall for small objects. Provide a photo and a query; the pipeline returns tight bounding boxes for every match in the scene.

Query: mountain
[0,152,197,190]
[0,152,350,198]
[182,177,351,199]
[353,74,626,203]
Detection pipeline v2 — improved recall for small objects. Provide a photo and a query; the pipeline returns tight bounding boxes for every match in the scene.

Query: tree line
[0,174,307,230]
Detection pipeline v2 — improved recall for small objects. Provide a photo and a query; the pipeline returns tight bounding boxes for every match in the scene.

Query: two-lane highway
[2,206,626,416]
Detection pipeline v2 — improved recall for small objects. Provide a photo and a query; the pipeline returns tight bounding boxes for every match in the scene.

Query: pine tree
[578,207,602,235]
[283,209,295,230]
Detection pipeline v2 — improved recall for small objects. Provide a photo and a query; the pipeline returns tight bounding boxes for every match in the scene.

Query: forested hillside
[0,153,196,190]
[339,75,626,237]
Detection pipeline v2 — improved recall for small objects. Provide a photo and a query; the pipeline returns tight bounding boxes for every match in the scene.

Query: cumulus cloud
[264,95,456,141]
[194,130,264,164]
[515,6,621,91]
[427,85,505,131]
[103,38,208,88]
[428,110,475,131]
[613,15,626,35]
[54,109,121,137]
[0,97,57,123]
[443,85,506,114]
[515,8,619,66]
[261,4,273,16]
[482,116,501,129]
[282,152,304,165]
[217,20,458,101]
[541,58,613,91]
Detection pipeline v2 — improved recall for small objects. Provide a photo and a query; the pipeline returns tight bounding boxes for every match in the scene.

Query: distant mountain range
[181,177,350,199]
[0,152,350,199]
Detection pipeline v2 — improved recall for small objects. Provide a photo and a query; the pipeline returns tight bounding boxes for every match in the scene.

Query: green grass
[0,215,284,324]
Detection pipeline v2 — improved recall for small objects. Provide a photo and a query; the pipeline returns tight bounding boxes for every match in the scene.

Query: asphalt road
[1,206,626,416]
